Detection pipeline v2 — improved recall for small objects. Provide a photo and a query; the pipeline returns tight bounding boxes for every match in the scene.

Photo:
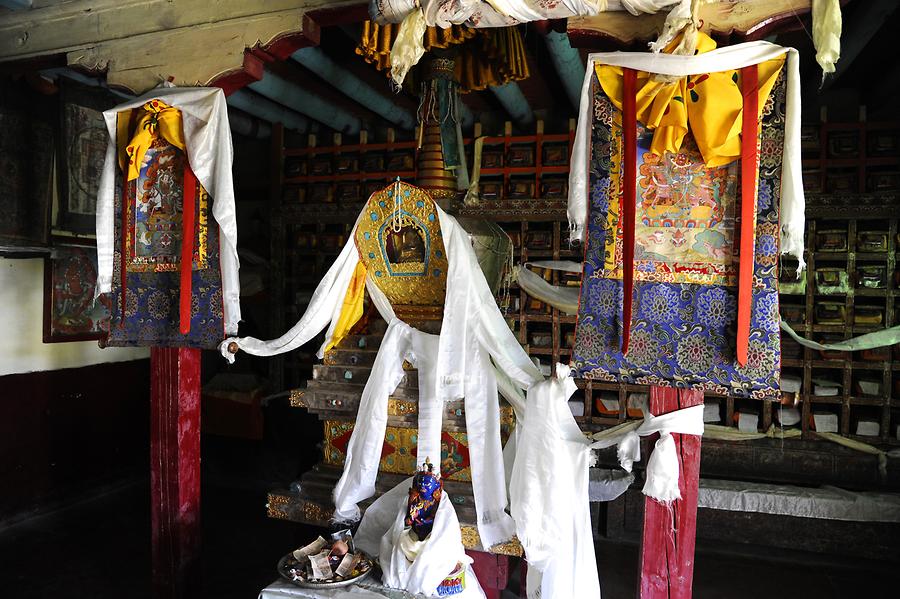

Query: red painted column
[638,386,704,599]
[465,550,509,599]
[150,347,202,599]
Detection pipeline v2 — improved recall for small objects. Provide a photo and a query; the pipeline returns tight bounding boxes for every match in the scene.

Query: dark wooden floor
[0,432,896,599]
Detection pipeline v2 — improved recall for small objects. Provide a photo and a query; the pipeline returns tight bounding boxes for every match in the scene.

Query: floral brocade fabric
[106,138,225,349]
[572,69,786,400]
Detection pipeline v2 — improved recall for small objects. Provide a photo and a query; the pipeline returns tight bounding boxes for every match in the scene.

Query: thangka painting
[105,136,224,349]
[573,69,786,400]
[44,244,109,342]
[56,80,119,235]
[0,84,53,251]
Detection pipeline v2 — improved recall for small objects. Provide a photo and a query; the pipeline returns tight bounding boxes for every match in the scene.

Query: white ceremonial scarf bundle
[510,364,602,599]
[355,479,486,598]
[221,199,542,550]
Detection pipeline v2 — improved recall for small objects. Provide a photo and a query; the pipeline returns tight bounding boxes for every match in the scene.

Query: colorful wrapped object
[570,34,790,400]
[95,89,240,348]
[405,459,443,541]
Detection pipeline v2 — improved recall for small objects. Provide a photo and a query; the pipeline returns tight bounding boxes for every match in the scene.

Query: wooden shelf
[284,140,418,155]
[269,119,900,447]
[803,118,900,196]
[285,170,416,184]
[479,165,569,176]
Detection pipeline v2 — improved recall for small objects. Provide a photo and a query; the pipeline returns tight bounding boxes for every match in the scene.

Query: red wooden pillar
[465,550,510,599]
[638,386,704,599]
[150,347,202,599]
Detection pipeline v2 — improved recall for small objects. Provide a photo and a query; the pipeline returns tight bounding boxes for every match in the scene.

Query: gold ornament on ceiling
[357,21,529,92]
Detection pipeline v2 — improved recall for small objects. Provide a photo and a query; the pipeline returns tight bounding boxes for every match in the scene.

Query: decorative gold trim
[301,500,334,525]
[289,389,307,408]
[196,185,208,269]
[394,304,444,321]
[323,419,474,482]
[459,525,524,556]
[266,493,292,521]
[355,180,448,307]
[387,398,418,416]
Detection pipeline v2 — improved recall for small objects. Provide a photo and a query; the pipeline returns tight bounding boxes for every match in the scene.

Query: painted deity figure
[389,226,427,264]
[405,458,443,541]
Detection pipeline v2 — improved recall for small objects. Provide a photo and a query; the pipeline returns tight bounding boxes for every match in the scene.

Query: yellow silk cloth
[595,33,785,167]
[357,21,529,92]
[323,261,367,353]
[116,99,186,181]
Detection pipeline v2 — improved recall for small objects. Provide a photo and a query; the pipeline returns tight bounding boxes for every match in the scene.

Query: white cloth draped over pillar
[95,85,241,334]
[590,404,705,503]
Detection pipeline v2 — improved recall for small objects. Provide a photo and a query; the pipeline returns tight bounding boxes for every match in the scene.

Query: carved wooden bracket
[210,14,322,97]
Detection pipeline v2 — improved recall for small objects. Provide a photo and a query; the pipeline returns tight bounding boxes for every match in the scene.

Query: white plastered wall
[0,258,148,376]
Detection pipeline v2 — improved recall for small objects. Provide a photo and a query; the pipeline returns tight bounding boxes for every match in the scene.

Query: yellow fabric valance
[595,33,785,167]
[116,99,186,181]
[357,21,529,93]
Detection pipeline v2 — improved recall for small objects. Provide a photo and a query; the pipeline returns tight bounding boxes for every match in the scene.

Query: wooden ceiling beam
[0,0,359,94]
[265,58,383,128]
[319,26,420,115]
[568,0,813,48]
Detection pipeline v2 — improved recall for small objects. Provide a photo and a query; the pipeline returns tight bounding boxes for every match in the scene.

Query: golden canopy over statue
[355,180,449,307]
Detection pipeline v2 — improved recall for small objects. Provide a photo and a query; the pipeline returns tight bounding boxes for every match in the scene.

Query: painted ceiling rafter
[249,68,363,135]
[263,57,385,131]
[292,46,416,130]
[326,24,423,114]
[542,29,585,111]
[226,106,273,139]
[227,88,318,134]
[489,81,534,128]
[0,0,32,11]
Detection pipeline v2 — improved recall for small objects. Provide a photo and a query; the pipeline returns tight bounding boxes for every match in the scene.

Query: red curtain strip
[737,64,760,367]
[120,174,130,327]
[179,165,197,335]
[621,67,637,355]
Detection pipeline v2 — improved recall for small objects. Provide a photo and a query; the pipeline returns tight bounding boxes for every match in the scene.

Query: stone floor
[0,431,896,598]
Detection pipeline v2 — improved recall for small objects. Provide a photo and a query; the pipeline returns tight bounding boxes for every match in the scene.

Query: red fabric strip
[621,68,637,355]
[737,65,759,367]
[179,165,197,335]
[120,174,130,327]
[119,111,140,329]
